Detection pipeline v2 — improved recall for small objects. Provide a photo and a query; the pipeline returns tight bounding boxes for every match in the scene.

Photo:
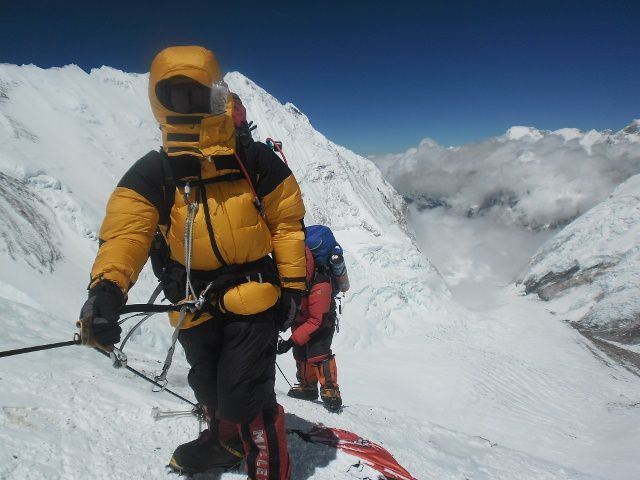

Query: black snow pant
[292,320,335,363]
[178,306,279,424]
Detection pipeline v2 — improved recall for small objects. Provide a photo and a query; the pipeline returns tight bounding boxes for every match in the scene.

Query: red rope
[233,152,264,216]
[233,152,259,199]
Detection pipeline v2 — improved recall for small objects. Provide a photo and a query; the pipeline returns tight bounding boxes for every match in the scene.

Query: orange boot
[314,355,342,412]
[287,360,318,401]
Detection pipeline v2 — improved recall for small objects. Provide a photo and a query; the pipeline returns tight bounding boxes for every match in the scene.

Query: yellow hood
[149,46,236,157]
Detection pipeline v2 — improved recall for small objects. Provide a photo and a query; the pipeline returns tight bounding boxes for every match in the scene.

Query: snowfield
[519,173,640,349]
[0,63,639,479]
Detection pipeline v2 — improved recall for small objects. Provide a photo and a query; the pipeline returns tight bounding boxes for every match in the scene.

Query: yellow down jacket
[89,46,306,328]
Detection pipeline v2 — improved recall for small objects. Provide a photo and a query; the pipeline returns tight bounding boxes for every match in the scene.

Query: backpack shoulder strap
[157,149,176,228]
[312,267,331,286]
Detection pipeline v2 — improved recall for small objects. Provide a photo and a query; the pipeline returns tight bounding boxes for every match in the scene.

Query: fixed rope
[276,361,294,388]
[93,348,196,407]
[0,339,79,358]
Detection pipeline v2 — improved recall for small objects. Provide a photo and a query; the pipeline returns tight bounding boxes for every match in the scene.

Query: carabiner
[109,347,128,369]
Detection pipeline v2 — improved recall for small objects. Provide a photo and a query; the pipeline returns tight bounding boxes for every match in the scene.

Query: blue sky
[1,1,638,155]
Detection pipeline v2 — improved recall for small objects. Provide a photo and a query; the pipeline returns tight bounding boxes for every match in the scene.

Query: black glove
[279,288,302,331]
[79,280,125,347]
[276,337,294,355]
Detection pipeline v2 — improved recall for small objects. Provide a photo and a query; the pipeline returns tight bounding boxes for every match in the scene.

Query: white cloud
[372,121,640,230]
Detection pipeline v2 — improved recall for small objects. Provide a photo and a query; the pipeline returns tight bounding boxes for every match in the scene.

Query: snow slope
[519,173,640,347]
[1,63,639,480]
[398,202,640,480]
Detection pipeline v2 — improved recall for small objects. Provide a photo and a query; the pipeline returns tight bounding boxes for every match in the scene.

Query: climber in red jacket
[276,247,342,412]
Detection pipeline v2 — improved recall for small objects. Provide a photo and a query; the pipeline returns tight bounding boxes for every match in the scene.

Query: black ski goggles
[156,76,211,114]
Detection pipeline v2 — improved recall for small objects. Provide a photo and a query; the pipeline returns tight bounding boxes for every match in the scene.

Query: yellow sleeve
[262,174,306,290]
[90,187,159,292]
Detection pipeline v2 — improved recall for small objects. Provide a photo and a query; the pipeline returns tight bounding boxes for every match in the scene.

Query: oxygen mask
[156,76,229,116]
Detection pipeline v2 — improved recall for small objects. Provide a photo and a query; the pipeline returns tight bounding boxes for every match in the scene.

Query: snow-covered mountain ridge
[519,173,640,348]
[0,63,451,339]
[372,115,640,351]
[372,121,640,230]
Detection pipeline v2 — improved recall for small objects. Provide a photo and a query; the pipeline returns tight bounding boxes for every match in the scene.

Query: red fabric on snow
[297,426,417,480]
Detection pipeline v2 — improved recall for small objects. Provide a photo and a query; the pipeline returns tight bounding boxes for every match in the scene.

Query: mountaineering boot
[287,360,318,401]
[169,406,244,474]
[168,428,243,474]
[320,385,342,411]
[288,383,319,401]
[314,355,343,412]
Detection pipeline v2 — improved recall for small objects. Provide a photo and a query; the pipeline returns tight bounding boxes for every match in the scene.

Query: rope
[153,306,188,390]
[93,348,196,407]
[119,303,184,314]
[152,181,199,389]
[118,282,164,352]
[0,339,78,358]
[233,152,264,216]
[119,313,156,351]
[118,312,153,325]
[183,182,199,300]
[276,361,293,388]
[0,338,196,407]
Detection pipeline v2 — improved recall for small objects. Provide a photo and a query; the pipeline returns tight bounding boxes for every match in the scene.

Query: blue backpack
[305,225,349,294]
[305,225,342,266]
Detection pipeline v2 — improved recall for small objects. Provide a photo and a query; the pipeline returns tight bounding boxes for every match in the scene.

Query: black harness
[149,146,278,311]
